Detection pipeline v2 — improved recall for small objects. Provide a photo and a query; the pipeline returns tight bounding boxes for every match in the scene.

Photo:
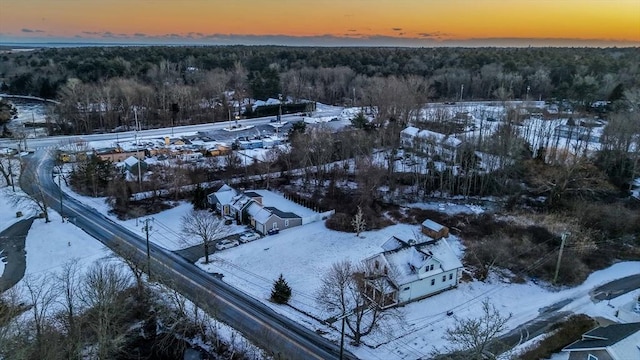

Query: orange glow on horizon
[1,0,639,44]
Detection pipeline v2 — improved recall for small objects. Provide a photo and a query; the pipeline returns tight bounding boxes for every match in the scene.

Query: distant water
[0,42,150,49]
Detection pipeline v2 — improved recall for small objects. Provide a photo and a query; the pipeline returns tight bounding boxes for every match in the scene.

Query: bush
[519,314,596,360]
[325,212,352,232]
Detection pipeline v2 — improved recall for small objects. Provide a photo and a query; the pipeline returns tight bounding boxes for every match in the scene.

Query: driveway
[0,217,34,292]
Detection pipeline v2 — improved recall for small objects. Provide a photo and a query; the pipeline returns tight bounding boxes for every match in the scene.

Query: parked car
[267,228,280,235]
[215,239,239,251]
[239,232,260,243]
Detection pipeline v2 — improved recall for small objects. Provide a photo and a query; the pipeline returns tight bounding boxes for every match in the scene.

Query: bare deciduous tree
[0,153,18,189]
[316,260,401,346]
[351,206,366,237]
[181,209,229,264]
[22,274,60,354]
[10,167,50,222]
[80,261,132,360]
[440,300,512,360]
[55,259,84,358]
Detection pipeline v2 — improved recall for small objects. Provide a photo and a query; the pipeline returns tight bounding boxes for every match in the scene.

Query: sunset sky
[1,0,639,46]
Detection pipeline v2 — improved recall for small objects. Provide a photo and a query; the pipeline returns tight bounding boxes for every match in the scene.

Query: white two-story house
[364,230,463,308]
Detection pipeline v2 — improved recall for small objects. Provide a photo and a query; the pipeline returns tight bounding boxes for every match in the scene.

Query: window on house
[285,219,289,227]
[442,275,446,282]
[429,264,434,271]
[431,279,435,286]
[587,354,598,360]
[403,287,410,291]
[374,261,379,270]
[449,273,453,280]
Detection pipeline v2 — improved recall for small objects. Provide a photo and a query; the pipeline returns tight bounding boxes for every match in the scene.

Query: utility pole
[340,314,346,360]
[6,149,15,192]
[142,218,154,280]
[553,232,569,284]
[58,167,64,221]
[278,93,283,124]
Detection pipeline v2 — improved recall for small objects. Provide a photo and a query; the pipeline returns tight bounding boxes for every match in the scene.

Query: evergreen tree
[270,274,292,304]
[191,183,208,210]
[350,112,369,130]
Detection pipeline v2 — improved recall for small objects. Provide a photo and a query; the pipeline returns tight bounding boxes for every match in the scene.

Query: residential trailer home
[562,322,640,360]
[364,234,463,308]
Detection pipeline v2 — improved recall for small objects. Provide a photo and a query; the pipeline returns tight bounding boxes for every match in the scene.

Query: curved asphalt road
[20,150,355,360]
[0,218,33,292]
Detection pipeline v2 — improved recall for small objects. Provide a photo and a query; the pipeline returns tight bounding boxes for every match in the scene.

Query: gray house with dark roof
[247,204,302,235]
[562,322,640,360]
[208,184,314,234]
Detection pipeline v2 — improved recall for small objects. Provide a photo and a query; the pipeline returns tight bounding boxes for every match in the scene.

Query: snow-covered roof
[377,238,463,286]
[385,247,431,285]
[421,239,463,272]
[250,189,317,217]
[247,202,272,223]
[123,156,140,167]
[422,219,446,232]
[230,194,253,211]
[381,236,405,251]
[265,98,282,106]
[212,185,239,205]
[401,127,462,148]
[401,126,420,137]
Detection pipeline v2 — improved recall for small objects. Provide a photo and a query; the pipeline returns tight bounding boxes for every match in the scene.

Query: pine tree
[270,274,292,304]
[191,183,208,210]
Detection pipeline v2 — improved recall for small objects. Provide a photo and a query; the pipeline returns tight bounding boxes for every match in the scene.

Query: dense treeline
[0,46,639,134]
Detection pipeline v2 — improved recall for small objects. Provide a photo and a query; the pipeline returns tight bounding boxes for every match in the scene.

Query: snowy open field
[195,217,639,359]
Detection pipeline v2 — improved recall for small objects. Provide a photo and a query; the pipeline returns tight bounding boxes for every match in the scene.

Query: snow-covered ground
[3,163,639,360]
[0,187,35,232]
[22,211,113,279]
[192,213,639,359]
[0,185,264,359]
[56,178,248,251]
